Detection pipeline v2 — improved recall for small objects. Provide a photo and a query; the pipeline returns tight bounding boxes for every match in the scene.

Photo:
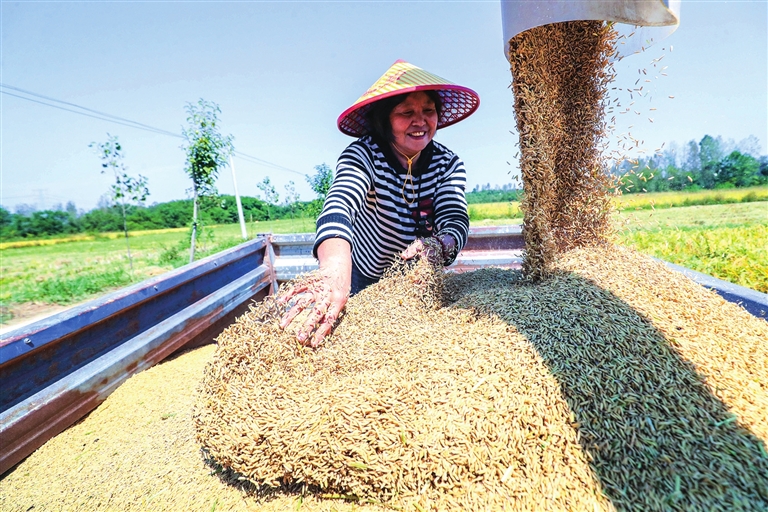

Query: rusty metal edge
[0,264,272,476]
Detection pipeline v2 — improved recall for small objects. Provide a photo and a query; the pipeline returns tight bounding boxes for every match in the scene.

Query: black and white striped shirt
[313,135,470,279]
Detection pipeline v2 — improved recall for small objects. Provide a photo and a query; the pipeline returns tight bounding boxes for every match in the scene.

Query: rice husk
[2,247,765,511]
[3,18,766,512]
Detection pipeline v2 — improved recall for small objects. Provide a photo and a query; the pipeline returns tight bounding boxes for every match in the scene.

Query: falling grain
[507,21,619,279]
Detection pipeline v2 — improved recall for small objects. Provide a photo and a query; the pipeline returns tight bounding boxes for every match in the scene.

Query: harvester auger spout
[501,0,681,57]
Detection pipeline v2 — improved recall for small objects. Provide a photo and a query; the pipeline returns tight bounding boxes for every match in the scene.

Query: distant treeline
[0,189,523,240]
[465,189,522,204]
[3,133,766,240]
[0,195,321,240]
[614,135,768,193]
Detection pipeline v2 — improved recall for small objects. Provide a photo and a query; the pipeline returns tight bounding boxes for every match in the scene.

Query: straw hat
[337,60,480,137]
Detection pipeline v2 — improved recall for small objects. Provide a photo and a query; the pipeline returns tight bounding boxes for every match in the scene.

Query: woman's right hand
[277,238,351,348]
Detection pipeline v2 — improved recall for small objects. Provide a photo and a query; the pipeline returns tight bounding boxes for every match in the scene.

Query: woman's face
[388,92,438,156]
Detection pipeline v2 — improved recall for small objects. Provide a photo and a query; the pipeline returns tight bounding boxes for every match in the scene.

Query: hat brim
[337,84,480,138]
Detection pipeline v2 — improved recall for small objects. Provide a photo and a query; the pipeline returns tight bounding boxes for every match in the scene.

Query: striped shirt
[313,135,470,279]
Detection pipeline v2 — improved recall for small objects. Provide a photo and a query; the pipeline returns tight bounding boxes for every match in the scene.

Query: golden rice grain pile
[196,248,768,511]
[508,21,618,279]
[0,343,376,512]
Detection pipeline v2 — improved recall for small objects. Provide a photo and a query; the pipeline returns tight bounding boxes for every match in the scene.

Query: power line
[1,84,182,138]
[233,151,306,176]
[1,90,180,137]
[1,83,307,177]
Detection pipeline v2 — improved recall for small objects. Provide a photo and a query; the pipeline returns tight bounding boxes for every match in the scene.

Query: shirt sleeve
[312,142,373,258]
[433,153,470,265]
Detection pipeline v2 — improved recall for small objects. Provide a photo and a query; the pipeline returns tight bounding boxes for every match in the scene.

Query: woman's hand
[401,234,456,266]
[277,238,351,348]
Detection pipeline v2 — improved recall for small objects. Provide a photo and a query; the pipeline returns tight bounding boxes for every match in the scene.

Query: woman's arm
[402,151,468,266]
[278,238,351,347]
[432,154,470,263]
[278,143,371,347]
[307,238,351,344]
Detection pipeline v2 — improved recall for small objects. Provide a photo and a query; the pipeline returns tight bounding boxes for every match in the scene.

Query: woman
[279,60,480,347]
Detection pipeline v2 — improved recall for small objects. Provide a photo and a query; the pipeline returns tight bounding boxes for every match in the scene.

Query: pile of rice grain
[195,258,611,511]
[0,343,373,512]
[509,20,618,279]
[195,248,768,511]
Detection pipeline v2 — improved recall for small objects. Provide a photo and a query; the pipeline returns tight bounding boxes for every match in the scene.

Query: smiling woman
[277,60,480,348]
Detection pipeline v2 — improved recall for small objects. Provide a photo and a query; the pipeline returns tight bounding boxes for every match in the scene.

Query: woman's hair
[365,90,443,142]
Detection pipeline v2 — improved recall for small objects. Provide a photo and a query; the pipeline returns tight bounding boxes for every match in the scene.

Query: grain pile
[195,247,768,511]
[0,343,378,512]
[508,21,618,279]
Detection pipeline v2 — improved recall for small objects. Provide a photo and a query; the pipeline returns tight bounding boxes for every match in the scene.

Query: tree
[181,99,234,263]
[675,140,700,189]
[283,180,301,219]
[0,206,14,239]
[90,134,149,272]
[14,203,37,216]
[717,151,761,188]
[759,156,768,183]
[257,177,279,220]
[697,135,723,189]
[737,135,762,158]
[65,201,78,218]
[305,163,334,218]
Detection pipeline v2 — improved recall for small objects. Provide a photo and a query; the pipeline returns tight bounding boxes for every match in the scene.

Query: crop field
[1,198,765,328]
[0,218,315,326]
[614,185,768,210]
[468,185,768,220]
[615,202,767,292]
[468,201,523,221]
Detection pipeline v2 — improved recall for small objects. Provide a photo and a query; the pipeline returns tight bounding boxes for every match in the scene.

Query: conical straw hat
[337,60,480,137]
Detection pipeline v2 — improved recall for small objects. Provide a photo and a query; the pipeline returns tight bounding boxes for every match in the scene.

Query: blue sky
[1,1,766,212]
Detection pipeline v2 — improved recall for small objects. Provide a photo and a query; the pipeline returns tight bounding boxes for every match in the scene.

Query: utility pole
[229,155,248,240]
[33,189,47,211]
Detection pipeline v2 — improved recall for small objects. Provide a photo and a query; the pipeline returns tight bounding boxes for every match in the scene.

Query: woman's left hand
[401,234,455,266]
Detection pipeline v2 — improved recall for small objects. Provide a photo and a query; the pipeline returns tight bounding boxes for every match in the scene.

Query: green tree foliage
[257,177,279,220]
[615,134,767,194]
[305,163,334,218]
[465,189,522,204]
[717,151,761,188]
[181,99,234,263]
[283,180,301,219]
[760,156,768,181]
[306,163,334,199]
[0,195,314,241]
[0,206,15,239]
[696,135,723,189]
[90,134,149,271]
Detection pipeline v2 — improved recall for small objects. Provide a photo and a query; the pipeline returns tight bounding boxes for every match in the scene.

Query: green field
[1,197,766,327]
[467,185,768,220]
[615,202,767,293]
[0,218,315,324]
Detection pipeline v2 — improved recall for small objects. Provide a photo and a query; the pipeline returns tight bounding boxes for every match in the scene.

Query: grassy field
[614,185,768,210]
[1,197,765,327]
[468,185,768,220]
[0,218,315,324]
[614,202,767,293]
